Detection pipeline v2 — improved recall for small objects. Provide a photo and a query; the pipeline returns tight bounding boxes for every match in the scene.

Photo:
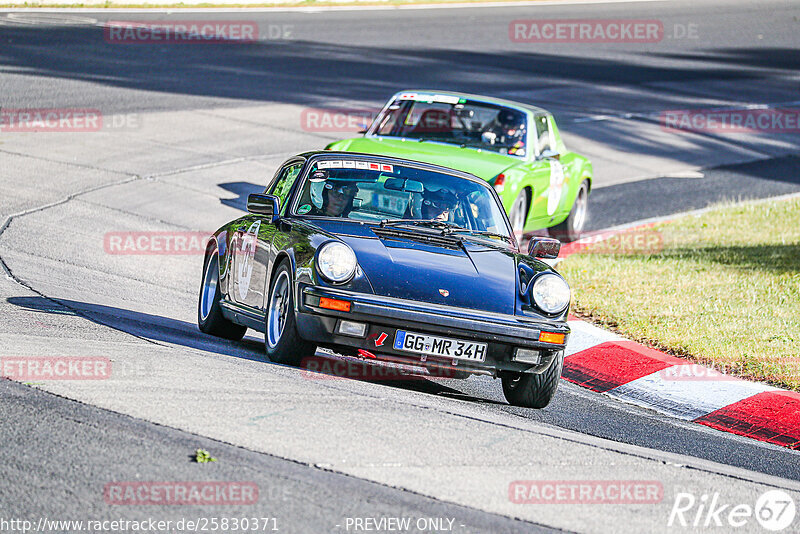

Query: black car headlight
[317,242,357,283]
[531,274,570,314]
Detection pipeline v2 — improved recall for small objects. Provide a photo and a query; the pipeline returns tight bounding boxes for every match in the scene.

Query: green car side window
[535,115,551,155]
[268,163,302,214]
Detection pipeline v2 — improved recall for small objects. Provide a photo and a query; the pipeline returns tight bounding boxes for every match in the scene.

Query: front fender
[514,254,570,322]
[205,228,232,295]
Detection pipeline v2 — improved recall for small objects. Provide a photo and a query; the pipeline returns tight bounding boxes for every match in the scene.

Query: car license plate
[393,330,487,362]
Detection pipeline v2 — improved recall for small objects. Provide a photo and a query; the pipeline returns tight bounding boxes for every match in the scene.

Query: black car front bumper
[294,283,569,376]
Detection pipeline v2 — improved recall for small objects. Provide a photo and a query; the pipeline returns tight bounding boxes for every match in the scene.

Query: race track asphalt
[1,1,799,532]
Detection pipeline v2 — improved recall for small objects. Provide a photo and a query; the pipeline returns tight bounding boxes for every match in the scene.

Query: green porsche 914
[325,90,593,241]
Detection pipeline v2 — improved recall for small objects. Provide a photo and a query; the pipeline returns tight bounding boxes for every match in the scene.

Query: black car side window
[268,163,302,213]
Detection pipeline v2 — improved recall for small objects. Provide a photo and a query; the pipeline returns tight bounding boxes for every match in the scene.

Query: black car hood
[318,222,518,315]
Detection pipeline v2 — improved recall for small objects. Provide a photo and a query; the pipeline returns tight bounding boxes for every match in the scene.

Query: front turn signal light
[319,297,351,312]
[539,331,565,344]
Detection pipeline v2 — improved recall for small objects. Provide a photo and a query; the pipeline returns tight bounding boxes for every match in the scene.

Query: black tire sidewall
[501,351,564,408]
[510,189,529,234]
[198,249,247,341]
[265,261,314,366]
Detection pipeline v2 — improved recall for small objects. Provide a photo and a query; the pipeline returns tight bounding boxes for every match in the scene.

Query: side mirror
[247,194,280,223]
[540,149,561,160]
[528,237,561,259]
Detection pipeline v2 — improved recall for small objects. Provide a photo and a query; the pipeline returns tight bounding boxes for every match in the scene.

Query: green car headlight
[531,274,570,314]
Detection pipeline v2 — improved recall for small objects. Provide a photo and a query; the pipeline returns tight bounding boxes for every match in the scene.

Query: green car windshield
[293,158,512,240]
[368,96,529,157]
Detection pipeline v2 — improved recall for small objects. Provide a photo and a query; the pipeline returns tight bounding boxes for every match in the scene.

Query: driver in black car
[308,171,359,217]
[421,188,458,222]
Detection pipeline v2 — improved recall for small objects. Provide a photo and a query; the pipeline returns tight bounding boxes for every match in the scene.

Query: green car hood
[326,137,519,181]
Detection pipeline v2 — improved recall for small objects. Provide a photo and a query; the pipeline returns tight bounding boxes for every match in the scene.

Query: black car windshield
[368,94,528,157]
[292,158,511,239]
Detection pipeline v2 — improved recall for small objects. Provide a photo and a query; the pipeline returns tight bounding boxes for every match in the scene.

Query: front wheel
[198,250,247,341]
[548,180,589,242]
[265,261,317,366]
[501,351,564,408]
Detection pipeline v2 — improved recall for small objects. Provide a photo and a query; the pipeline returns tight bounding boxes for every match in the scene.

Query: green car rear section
[325,90,593,241]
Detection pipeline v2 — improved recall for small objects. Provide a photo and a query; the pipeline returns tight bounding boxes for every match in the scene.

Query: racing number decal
[237,221,261,301]
[547,160,566,216]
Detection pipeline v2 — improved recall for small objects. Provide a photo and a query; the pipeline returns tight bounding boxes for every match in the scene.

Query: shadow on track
[2,22,799,166]
[6,295,495,403]
[7,295,266,363]
[584,155,800,230]
[219,181,263,211]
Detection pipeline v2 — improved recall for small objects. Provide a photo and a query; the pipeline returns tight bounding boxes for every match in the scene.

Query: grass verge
[559,196,800,391]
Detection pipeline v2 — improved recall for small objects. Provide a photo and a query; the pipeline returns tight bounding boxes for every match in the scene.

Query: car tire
[500,351,564,408]
[548,180,589,242]
[265,260,317,366]
[508,189,529,240]
[198,250,247,341]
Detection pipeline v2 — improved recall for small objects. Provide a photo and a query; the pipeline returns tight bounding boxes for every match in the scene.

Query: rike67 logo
[668,490,796,531]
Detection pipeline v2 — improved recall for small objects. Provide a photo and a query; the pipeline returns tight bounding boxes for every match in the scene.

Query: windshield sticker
[397,92,459,105]
[318,160,392,173]
[509,140,526,156]
[310,170,328,182]
[432,94,460,104]
[297,204,312,214]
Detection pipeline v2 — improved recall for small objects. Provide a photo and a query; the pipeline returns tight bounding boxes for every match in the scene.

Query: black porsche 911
[198,151,571,408]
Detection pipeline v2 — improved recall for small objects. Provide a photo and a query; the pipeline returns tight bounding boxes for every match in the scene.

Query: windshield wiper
[379,219,461,232]
[450,229,512,242]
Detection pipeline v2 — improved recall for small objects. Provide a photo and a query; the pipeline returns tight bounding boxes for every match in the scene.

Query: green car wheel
[548,180,589,242]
